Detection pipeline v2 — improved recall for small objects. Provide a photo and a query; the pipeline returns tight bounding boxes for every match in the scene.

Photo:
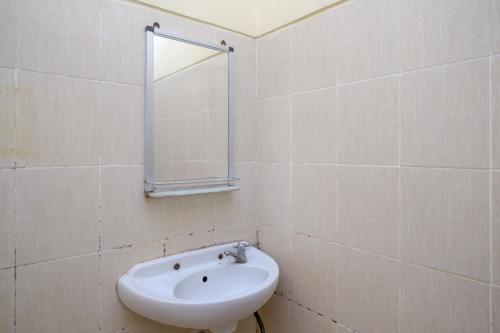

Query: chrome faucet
[224,241,250,263]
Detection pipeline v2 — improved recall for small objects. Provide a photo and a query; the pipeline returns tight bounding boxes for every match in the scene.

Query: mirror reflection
[153,35,228,182]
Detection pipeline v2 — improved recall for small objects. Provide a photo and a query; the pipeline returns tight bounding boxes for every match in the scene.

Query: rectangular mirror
[144,26,239,197]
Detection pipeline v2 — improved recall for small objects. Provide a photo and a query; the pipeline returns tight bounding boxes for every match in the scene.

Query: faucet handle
[234,240,250,249]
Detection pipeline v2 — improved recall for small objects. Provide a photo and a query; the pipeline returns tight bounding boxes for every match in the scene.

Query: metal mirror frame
[144,25,239,197]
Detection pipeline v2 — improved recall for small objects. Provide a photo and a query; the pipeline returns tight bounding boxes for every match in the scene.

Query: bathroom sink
[117,242,279,333]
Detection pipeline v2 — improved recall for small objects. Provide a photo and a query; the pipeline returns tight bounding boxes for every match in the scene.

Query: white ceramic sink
[117,242,279,333]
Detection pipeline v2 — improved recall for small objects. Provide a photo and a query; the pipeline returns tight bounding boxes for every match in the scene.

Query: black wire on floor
[254,311,265,333]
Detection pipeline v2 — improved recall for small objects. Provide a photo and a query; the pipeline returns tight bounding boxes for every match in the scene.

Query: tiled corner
[214,30,257,99]
[0,268,14,333]
[16,167,99,265]
[256,96,291,162]
[291,88,337,163]
[260,294,292,333]
[258,226,292,295]
[0,0,16,68]
[0,68,16,167]
[101,165,164,250]
[16,72,102,167]
[291,303,337,333]
[99,242,164,333]
[215,162,256,229]
[291,234,337,319]
[292,163,337,242]
[337,0,401,83]
[338,166,400,258]
[401,60,489,169]
[492,56,500,168]
[257,29,292,99]
[493,171,500,285]
[401,0,490,71]
[16,254,100,333]
[101,82,144,165]
[338,246,399,333]
[256,162,291,230]
[401,263,489,333]
[291,10,337,92]
[339,76,399,165]
[0,169,15,269]
[401,168,490,281]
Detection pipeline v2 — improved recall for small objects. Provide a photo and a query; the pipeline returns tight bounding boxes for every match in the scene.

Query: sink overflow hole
[202,276,208,283]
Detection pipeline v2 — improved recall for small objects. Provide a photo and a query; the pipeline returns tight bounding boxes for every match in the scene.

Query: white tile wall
[99,242,164,332]
[0,68,16,167]
[257,29,291,99]
[2,0,500,332]
[292,163,337,241]
[338,166,400,258]
[16,72,102,166]
[400,0,490,71]
[493,171,500,285]
[260,294,292,333]
[291,10,338,92]
[401,60,490,169]
[256,0,499,331]
[493,286,500,333]
[492,56,500,168]
[16,254,100,333]
[0,1,258,332]
[0,170,15,269]
[291,233,337,319]
[256,96,291,162]
[256,162,291,230]
[0,0,16,68]
[401,263,490,333]
[291,302,337,333]
[0,268,14,333]
[402,168,490,281]
[292,88,337,163]
[16,167,100,265]
[339,76,399,165]
[337,0,401,83]
[338,246,399,333]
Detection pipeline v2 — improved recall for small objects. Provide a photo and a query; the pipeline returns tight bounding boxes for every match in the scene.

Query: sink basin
[117,242,279,333]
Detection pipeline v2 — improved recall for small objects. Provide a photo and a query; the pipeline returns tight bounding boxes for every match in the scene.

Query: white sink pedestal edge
[210,322,238,333]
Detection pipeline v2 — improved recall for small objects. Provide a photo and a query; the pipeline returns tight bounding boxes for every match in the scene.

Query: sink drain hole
[202,276,208,283]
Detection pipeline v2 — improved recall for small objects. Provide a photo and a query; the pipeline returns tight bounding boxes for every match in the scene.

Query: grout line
[258,55,492,104]
[398,30,403,332]
[260,222,493,286]
[335,55,340,325]
[9,163,144,170]
[13,63,18,333]
[242,161,490,172]
[15,68,143,88]
[489,51,494,333]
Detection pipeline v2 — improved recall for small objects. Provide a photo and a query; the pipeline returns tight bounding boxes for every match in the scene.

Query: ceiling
[136,0,341,37]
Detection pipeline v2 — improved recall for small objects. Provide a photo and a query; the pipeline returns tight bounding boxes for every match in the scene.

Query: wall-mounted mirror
[144,25,239,197]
